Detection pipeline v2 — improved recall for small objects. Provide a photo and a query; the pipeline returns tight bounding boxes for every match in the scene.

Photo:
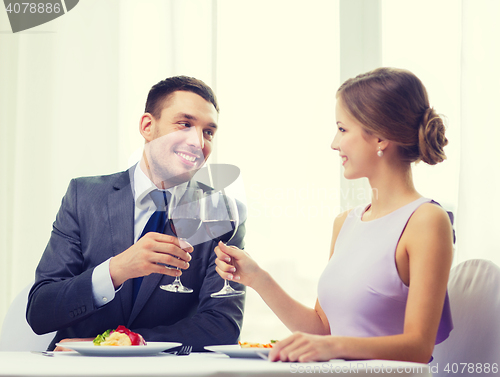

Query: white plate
[205,344,271,359]
[56,341,181,356]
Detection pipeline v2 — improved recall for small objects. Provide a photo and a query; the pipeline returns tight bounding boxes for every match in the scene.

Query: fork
[176,345,192,355]
[31,351,54,357]
[166,345,192,356]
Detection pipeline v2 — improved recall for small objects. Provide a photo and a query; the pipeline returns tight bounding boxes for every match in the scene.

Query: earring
[377,147,384,157]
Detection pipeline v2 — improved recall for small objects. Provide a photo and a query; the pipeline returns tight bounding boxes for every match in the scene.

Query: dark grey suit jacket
[26,167,246,351]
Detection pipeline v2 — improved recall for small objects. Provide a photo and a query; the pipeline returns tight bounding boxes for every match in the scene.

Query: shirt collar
[133,162,189,210]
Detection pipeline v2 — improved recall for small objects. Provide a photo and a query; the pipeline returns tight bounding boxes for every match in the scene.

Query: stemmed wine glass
[201,192,245,298]
[160,186,203,293]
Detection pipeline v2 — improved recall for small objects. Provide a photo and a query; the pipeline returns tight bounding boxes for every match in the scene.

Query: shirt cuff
[92,258,117,308]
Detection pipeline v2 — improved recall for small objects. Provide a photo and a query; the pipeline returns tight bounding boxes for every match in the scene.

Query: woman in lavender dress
[215,67,454,363]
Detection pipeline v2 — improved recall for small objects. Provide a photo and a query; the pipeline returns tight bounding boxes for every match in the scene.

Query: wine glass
[160,186,202,293]
[202,192,245,298]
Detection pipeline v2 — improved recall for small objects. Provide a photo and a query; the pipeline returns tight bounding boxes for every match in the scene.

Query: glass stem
[172,272,181,285]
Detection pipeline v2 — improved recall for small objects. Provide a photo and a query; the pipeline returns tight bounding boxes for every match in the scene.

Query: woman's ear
[377,138,390,152]
[139,113,154,142]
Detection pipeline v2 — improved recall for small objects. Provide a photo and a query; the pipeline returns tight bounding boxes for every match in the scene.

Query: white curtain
[0,0,216,327]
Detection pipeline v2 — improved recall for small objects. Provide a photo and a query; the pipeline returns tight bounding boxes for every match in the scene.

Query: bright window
[217,0,340,342]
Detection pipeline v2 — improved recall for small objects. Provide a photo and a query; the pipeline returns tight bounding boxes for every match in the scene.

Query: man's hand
[109,232,193,288]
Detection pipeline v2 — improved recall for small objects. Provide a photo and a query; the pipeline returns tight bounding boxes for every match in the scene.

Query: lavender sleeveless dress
[317,197,452,344]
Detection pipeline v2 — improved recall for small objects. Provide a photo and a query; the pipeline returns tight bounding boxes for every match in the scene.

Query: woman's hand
[214,242,264,289]
[269,332,340,362]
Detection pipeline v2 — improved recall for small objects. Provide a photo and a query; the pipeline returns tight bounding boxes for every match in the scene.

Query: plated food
[93,326,146,346]
[56,341,181,356]
[238,340,276,348]
[205,344,271,358]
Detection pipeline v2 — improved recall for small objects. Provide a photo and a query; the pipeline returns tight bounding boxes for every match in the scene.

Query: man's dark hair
[145,76,219,119]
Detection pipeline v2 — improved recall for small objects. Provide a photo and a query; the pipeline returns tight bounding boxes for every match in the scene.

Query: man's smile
[175,150,203,166]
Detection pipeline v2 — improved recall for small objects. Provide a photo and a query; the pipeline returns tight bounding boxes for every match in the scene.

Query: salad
[93,326,146,346]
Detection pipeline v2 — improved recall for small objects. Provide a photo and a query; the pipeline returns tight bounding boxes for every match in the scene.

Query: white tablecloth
[0,352,431,376]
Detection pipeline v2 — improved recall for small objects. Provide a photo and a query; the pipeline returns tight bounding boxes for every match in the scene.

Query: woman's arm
[269,203,454,363]
[214,210,350,335]
[214,244,330,335]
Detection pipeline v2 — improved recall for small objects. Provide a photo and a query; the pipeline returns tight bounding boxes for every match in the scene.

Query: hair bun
[418,108,448,165]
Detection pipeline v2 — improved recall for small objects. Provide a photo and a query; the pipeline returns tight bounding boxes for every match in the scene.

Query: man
[26,76,246,351]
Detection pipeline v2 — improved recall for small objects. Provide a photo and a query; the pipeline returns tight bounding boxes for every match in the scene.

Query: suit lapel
[128,275,162,326]
[108,169,135,321]
[128,212,176,325]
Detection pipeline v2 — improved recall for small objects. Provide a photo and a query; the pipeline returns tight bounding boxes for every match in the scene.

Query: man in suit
[26,76,246,351]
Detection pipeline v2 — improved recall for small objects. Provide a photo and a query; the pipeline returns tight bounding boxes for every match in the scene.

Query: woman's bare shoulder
[409,202,452,229]
[404,201,454,256]
[335,208,352,225]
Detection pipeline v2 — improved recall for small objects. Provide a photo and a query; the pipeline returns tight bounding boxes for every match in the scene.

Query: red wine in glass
[160,187,202,294]
[203,219,236,244]
[170,218,202,240]
[201,192,245,298]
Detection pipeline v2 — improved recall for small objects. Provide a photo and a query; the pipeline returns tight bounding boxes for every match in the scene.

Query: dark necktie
[132,190,168,304]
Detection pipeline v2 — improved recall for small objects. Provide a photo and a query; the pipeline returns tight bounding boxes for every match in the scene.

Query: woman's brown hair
[337,67,447,165]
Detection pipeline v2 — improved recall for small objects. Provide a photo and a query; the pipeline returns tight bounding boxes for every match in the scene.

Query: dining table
[0,350,432,377]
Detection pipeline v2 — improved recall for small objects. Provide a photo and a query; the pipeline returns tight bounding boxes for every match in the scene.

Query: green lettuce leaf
[93,329,112,346]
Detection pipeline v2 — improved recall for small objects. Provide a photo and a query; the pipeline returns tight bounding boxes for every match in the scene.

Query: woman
[215,67,454,363]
